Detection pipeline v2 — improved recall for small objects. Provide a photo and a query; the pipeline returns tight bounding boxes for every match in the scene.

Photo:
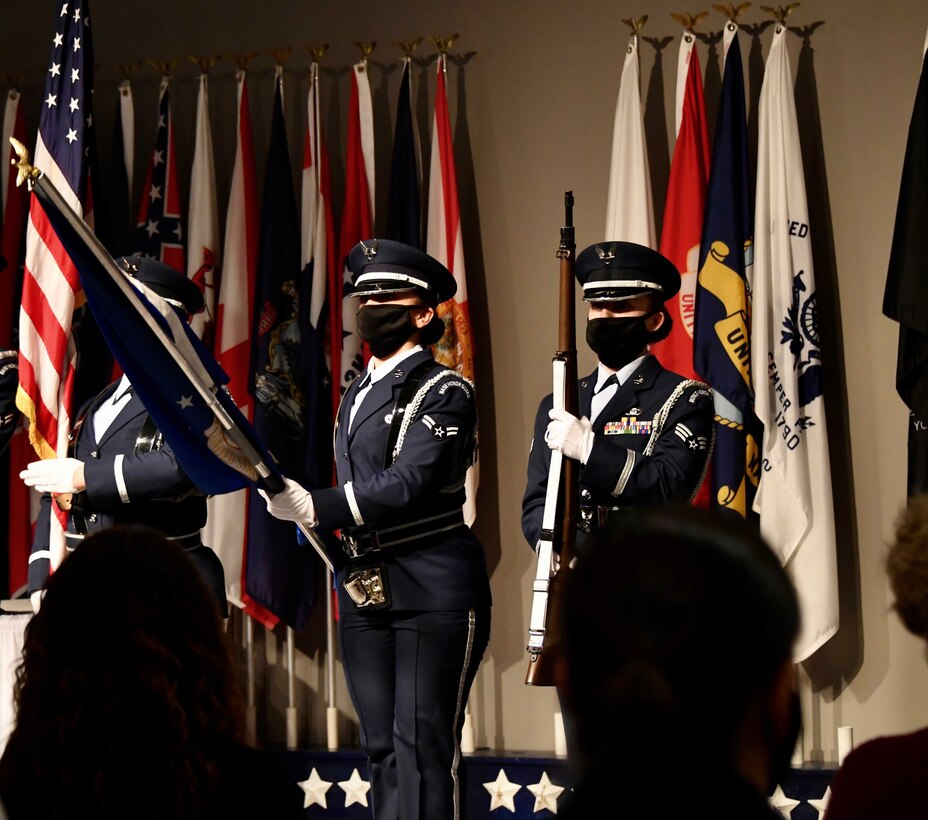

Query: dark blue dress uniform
[522,240,715,550]
[0,350,18,456]
[307,240,491,820]
[27,256,227,616]
[522,356,714,550]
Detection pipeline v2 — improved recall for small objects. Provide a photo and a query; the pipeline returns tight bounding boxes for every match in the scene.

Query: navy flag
[884,45,928,497]
[693,29,761,519]
[386,57,421,247]
[247,70,317,627]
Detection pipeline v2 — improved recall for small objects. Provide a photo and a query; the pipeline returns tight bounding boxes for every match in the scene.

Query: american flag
[135,78,184,272]
[16,0,95,573]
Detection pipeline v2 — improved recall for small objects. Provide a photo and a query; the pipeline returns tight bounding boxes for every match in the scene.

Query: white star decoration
[769,784,800,818]
[145,219,159,238]
[297,768,332,809]
[153,149,164,166]
[45,93,58,108]
[69,97,79,113]
[72,36,81,52]
[177,395,193,409]
[807,786,831,818]
[338,768,371,808]
[527,771,564,813]
[66,129,77,144]
[60,3,68,16]
[483,768,521,812]
[53,32,63,47]
[71,67,79,82]
[49,62,60,77]
[149,184,162,202]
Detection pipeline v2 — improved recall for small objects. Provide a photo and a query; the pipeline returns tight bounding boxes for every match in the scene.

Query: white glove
[545,408,595,464]
[20,458,85,494]
[258,477,317,525]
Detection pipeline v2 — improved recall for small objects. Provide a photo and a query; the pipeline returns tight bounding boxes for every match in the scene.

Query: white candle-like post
[837,725,854,764]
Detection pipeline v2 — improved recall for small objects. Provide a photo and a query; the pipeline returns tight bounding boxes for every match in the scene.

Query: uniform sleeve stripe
[345,482,364,526]
[114,453,129,503]
[29,550,52,564]
[613,450,636,495]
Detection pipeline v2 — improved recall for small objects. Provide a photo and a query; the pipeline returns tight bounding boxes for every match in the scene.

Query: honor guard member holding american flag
[262,239,491,820]
[522,240,715,552]
[20,256,228,618]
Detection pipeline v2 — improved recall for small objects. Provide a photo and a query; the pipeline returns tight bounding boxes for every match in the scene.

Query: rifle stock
[525,191,578,686]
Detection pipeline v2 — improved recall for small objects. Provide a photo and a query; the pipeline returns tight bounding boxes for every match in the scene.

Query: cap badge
[596,243,617,264]
[360,239,378,261]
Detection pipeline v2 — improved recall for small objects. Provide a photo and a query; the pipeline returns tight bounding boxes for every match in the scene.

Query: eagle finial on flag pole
[428,34,459,56]
[622,16,649,36]
[354,41,377,66]
[394,38,423,58]
[9,137,40,191]
[670,11,710,33]
[760,2,800,25]
[305,44,329,63]
[712,2,752,23]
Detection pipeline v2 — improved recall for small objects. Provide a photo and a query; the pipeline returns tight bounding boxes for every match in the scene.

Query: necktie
[596,374,618,394]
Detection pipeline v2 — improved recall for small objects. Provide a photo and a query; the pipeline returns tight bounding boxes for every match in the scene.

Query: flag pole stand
[286,626,298,748]
[245,615,257,745]
[325,567,339,750]
[460,705,475,754]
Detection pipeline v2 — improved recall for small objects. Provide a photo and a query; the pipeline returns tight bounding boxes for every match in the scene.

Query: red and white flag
[2,87,33,596]
[203,69,258,611]
[651,32,710,381]
[303,60,339,442]
[427,54,479,524]
[16,1,96,574]
[336,62,375,396]
[187,72,220,346]
[605,33,656,246]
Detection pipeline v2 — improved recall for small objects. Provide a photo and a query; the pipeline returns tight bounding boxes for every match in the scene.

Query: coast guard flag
[605,33,656,247]
[301,60,336,488]
[337,62,375,396]
[28,175,284,501]
[694,26,760,518]
[203,69,261,613]
[135,77,184,273]
[752,25,838,660]
[883,32,928,497]
[246,70,316,628]
[427,53,479,524]
[387,57,422,248]
[652,33,710,380]
[16,0,95,574]
[187,72,220,347]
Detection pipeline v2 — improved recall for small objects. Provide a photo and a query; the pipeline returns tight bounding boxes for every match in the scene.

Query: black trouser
[340,605,491,820]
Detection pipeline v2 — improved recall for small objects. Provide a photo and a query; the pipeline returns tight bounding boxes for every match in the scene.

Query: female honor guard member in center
[522,240,715,552]
[262,239,491,820]
[20,256,228,618]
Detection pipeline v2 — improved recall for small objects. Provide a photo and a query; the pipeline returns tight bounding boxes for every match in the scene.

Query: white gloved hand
[20,458,85,494]
[258,477,317,525]
[545,408,595,464]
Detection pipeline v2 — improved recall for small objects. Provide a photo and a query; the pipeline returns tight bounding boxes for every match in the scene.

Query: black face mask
[356,304,417,358]
[586,315,654,370]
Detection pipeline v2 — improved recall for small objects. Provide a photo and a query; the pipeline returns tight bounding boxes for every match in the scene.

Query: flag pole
[325,567,339,749]
[286,626,298,748]
[245,614,257,744]
[9,136,334,572]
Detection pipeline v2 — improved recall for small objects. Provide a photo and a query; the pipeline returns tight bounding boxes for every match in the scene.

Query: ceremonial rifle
[525,191,578,686]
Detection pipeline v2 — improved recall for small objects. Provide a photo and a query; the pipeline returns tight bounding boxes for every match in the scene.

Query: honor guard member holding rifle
[20,256,228,618]
[522,240,715,553]
[262,239,491,820]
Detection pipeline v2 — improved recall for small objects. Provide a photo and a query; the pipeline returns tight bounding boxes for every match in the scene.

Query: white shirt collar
[596,354,649,389]
[110,374,133,403]
[366,345,424,385]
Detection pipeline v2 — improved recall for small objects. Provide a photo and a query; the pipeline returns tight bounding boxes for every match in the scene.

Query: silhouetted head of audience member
[886,493,928,642]
[0,526,245,819]
[556,505,801,813]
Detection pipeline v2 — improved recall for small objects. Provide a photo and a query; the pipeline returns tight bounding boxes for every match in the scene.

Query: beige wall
[4,0,928,760]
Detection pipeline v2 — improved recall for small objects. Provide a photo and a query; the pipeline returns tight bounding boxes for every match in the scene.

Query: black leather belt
[341,509,465,557]
[579,505,627,532]
[64,531,202,551]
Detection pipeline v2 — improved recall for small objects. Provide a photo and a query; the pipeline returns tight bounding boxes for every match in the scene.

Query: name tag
[604,417,652,435]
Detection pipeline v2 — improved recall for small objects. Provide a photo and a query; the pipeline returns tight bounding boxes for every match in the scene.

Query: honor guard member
[0,350,18,455]
[262,239,491,820]
[20,255,228,618]
[522,240,715,552]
